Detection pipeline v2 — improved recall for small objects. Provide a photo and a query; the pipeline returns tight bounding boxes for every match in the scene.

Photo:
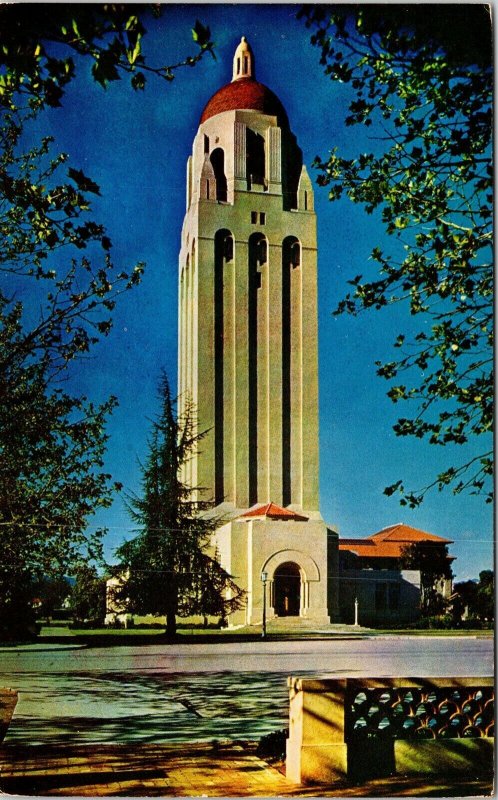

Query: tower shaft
[178,46,319,514]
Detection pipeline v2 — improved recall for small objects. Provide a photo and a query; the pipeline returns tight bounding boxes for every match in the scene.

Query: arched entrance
[274,562,301,616]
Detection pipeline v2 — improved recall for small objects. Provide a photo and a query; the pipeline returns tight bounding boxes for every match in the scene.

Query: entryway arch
[262,549,321,618]
[273,562,300,616]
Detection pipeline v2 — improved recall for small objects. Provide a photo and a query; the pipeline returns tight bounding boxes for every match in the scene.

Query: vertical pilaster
[268,126,282,194]
[301,243,319,511]
[184,259,192,489]
[178,262,186,484]
[195,234,216,500]
[190,244,198,491]
[186,156,192,210]
[234,121,247,192]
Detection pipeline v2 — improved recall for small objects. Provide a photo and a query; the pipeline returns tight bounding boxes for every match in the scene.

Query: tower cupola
[232,36,254,81]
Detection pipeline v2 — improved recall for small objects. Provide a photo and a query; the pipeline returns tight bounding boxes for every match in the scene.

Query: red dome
[200,77,288,126]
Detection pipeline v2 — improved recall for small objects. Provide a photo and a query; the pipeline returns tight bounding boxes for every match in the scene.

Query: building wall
[338,569,421,627]
[214,518,338,626]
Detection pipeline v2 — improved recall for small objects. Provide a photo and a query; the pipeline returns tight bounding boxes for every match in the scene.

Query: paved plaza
[0,635,494,796]
[0,635,493,747]
[0,741,493,797]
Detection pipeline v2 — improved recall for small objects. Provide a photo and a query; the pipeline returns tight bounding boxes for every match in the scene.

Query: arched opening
[210,148,227,202]
[214,229,234,503]
[274,562,301,617]
[246,129,265,188]
[248,233,268,504]
[282,236,301,506]
[283,141,302,210]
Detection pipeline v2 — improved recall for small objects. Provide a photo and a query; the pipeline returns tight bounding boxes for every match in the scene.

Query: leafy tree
[452,570,494,623]
[475,569,494,622]
[450,579,477,623]
[33,575,72,622]
[112,375,244,637]
[70,564,106,625]
[401,541,453,616]
[300,5,492,506]
[0,5,214,112]
[0,7,214,637]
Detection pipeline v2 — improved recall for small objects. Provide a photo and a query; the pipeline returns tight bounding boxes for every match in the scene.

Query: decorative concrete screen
[286,677,494,785]
[347,684,494,741]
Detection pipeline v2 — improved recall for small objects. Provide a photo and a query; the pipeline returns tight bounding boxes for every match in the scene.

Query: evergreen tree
[113,375,244,637]
[0,7,213,638]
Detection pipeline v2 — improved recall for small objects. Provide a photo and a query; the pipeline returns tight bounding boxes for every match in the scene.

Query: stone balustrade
[286,676,494,784]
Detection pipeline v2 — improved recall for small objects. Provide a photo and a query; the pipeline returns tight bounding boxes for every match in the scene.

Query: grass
[30,623,494,648]
[371,628,493,636]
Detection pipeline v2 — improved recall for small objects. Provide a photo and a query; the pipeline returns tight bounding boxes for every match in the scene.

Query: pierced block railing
[286,676,494,785]
[346,684,494,741]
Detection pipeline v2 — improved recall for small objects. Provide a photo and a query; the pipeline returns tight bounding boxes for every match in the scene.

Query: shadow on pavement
[0,742,493,797]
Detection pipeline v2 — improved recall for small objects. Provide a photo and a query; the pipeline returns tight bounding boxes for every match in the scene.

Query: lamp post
[354,596,359,627]
[261,571,268,639]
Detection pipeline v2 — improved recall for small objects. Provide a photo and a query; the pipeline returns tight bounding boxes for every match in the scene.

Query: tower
[179,36,318,514]
[178,37,338,625]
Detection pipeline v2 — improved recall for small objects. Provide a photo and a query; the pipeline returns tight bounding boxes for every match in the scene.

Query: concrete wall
[286,676,494,785]
[214,517,337,626]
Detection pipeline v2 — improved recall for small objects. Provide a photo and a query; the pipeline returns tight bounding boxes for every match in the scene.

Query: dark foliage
[0,7,213,636]
[112,375,244,637]
[300,5,492,505]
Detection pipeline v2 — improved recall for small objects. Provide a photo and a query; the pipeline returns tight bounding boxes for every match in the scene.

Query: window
[204,134,209,154]
[210,148,227,202]
[255,271,262,289]
[259,212,266,225]
[246,129,265,187]
[256,238,267,265]
[388,583,400,611]
[375,583,387,611]
[224,235,233,262]
[251,211,258,224]
[375,582,400,611]
[291,241,300,267]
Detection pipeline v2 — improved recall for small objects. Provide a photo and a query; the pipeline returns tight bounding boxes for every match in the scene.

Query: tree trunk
[165,580,178,639]
[165,610,177,639]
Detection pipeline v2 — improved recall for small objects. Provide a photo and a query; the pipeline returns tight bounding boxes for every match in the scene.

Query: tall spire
[232,36,254,81]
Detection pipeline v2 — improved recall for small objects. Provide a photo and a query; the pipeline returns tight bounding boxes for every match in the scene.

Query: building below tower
[213,503,339,626]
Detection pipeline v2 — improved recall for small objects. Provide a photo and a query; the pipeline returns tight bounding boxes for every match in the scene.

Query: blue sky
[24,4,493,582]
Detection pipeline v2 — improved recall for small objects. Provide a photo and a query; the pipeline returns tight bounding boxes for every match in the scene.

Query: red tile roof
[239,503,309,521]
[339,523,453,559]
[200,78,289,126]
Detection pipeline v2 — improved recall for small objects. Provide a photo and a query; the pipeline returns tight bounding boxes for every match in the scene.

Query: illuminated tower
[178,36,318,514]
[178,37,338,625]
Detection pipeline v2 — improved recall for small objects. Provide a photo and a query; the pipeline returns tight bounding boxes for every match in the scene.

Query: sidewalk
[0,741,493,797]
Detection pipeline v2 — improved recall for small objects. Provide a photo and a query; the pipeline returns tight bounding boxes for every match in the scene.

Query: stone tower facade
[178,37,319,514]
[178,37,338,625]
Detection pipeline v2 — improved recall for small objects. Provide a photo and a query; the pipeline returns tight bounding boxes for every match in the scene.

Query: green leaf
[192,20,211,48]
